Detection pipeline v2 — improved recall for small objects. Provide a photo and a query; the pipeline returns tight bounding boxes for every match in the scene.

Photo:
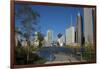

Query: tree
[15,4,40,63]
[37,32,44,48]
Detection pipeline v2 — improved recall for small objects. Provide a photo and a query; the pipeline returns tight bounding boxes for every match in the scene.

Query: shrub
[15,46,47,65]
[82,43,96,62]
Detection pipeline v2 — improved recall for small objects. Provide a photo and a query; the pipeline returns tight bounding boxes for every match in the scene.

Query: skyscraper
[66,26,75,45]
[47,30,53,46]
[66,15,75,45]
[75,12,82,45]
[84,8,94,44]
[44,36,48,46]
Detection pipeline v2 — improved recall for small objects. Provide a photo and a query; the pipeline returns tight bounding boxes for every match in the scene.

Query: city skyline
[15,4,84,41]
[14,2,96,66]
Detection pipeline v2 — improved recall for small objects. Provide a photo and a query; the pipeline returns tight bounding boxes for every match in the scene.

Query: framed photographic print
[11,0,96,68]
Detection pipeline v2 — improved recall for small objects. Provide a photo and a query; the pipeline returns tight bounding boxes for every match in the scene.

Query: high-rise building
[66,15,75,45]
[66,26,75,45]
[75,13,82,45]
[44,36,48,46]
[84,8,94,44]
[47,30,53,46]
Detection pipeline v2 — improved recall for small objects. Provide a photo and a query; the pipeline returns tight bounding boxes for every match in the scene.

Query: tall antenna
[71,14,72,26]
[78,12,80,16]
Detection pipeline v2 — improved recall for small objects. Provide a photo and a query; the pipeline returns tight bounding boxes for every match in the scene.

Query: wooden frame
[11,0,96,68]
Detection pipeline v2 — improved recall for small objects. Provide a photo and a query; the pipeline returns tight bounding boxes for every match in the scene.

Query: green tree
[37,32,44,48]
[15,4,40,63]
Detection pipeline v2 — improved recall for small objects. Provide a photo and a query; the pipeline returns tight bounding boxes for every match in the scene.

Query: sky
[15,4,84,40]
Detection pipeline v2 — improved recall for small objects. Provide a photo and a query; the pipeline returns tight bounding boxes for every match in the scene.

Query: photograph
[11,1,96,68]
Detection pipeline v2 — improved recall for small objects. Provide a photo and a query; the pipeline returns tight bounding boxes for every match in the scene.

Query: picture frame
[11,0,96,68]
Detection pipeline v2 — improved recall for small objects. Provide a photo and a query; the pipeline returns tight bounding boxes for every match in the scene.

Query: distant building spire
[71,14,72,26]
[77,12,80,16]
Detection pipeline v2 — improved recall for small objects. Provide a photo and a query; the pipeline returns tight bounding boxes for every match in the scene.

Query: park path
[45,53,80,64]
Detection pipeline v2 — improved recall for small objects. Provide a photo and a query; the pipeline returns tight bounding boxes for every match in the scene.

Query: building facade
[75,13,82,45]
[84,8,94,44]
[66,26,75,45]
[47,30,53,46]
